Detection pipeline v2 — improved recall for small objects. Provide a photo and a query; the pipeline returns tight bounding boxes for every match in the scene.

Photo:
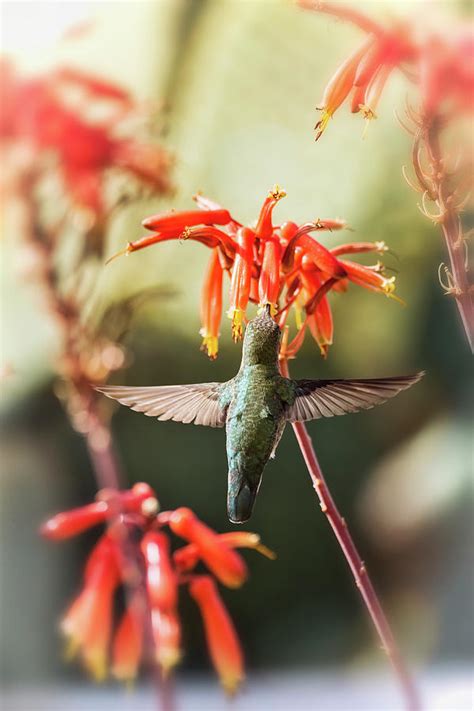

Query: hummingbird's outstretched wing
[286,373,424,422]
[97,383,228,427]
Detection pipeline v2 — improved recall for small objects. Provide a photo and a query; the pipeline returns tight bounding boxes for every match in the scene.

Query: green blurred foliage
[1,0,472,685]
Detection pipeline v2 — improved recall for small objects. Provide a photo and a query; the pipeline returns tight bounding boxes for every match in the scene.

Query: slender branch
[422,122,473,351]
[280,358,420,711]
[84,414,124,490]
[155,672,176,711]
[20,179,175,709]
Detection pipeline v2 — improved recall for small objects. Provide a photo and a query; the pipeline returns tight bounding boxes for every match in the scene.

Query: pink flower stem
[424,122,473,351]
[22,182,174,710]
[280,358,420,711]
[83,415,123,491]
[155,672,176,711]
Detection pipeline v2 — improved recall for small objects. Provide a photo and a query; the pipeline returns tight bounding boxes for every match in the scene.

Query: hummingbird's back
[225,309,286,522]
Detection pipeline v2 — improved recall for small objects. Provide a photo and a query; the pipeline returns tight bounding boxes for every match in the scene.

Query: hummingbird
[98,307,423,524]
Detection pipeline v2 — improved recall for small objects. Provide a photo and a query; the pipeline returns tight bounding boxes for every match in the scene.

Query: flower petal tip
[200,335,219,360]
[314,110,332,141]
[105,244,131,265]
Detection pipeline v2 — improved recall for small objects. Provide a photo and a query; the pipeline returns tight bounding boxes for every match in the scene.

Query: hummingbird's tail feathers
[286,372,424,422]
[227,471,259,524]
[96,383,228,427]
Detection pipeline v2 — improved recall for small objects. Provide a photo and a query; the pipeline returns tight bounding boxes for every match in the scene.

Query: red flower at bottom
[41,484,274,692]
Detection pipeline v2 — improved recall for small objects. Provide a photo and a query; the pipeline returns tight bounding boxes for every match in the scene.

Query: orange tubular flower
[255,184,286,239]
[258,237,282,314]
[342,259,401,301]
[200,249,224,359]
[61,537,119,681]
[108,186,402,359]
[42,485,273,690]
[314,37,374,140]
[308,300,333,359]
[302,2,473,134]
[189,575,244,696]
[169,507,248,588]
[40,500,109,539]
[142,208,232,233]
[141,531,178,611]
[282,224,347,277]
[112,594,145,684]
[301,4,473,348]
[227,227,255,341]
[41,482,158,540]
[173,531,276,573]
[150,609,182,676]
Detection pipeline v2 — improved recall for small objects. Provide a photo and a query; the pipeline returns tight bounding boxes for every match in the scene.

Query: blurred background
[1,1,472,710]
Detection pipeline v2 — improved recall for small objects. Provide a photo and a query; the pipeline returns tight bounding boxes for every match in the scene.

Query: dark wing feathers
[96,383,227,427]
[286,373,424,422]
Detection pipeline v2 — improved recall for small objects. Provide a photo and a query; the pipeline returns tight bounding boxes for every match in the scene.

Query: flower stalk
[280,356,420,711]
[300,1,473,348]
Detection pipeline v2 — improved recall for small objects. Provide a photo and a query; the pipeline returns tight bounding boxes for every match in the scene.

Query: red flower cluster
[109,186,399,359]
[299,1,474,140]
[41,483,274,693]
[0,60,172,219]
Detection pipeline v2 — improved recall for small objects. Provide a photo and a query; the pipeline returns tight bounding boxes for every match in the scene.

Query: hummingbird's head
[242,306,281,366]
[227,471,261,524]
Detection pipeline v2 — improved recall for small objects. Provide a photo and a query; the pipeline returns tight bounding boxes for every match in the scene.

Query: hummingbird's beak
[227,473,258,524]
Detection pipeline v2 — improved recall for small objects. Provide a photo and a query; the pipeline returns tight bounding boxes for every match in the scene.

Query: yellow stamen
[382,277,406,306]
[359,105,377,140]
[158,649,181,679]
[319,343,330,359]
[63,635,80,661]
[84,649,108,682]
[227,309,244,342]
[268,184,286,201]
[105,243,132,265]
[382,276,396,294]
[314,109,332,140]
[222,674,243,697]
[201,335,219,359]
[257,302,278,317]
[112,666,136,688]
[255,542,277,560]
[180,226,191,242]
[375,240,388,253]
[360,104,377,121]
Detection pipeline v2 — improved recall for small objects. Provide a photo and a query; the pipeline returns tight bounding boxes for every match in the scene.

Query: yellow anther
[85,650,108,682]
[258,302,278,317]
[64,636,80,661]
[180,226,191,242]
[383,276,406,306]
[315,109,332,140]
[158,649,182,679]
[375,241,388,253]
[269,184,286,201]
[227,309,244,341]
[105,243,132,265]
[360,104,377,121]
[200,335,219,360]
